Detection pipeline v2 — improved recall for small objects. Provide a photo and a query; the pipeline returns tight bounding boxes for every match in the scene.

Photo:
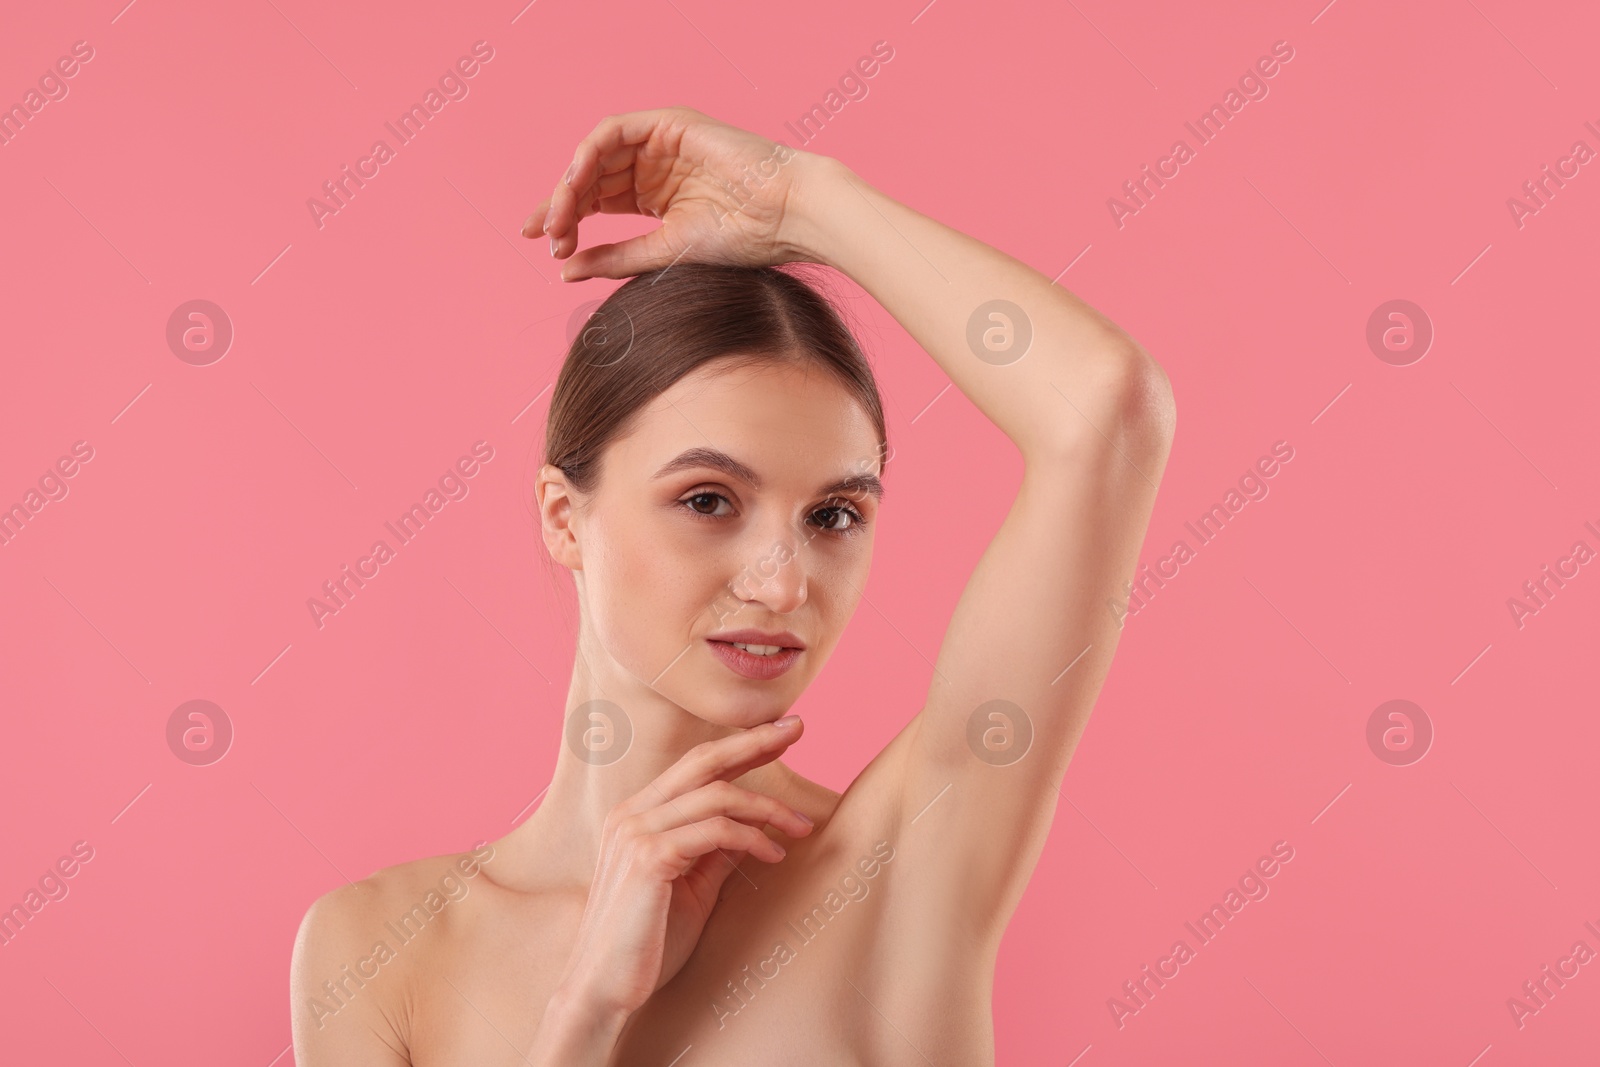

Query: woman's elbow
[1119,344,1176,448]
[1068,342,1176,462]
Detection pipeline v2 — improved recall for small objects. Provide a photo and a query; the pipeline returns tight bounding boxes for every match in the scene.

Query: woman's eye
[684,492,730,517]
[812,502,866,533]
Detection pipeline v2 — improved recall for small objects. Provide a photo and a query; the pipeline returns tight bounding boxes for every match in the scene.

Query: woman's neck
[491,627,803,893]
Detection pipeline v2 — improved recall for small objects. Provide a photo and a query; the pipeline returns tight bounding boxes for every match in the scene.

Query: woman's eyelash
[677,492,869,537]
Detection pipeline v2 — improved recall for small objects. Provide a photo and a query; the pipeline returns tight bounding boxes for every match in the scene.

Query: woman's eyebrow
[820,472,885,502]
[652,446,884,501]
[652,447,760,486]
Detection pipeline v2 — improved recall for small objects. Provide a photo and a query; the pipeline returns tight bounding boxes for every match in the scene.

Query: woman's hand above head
[523,106,820,281]
[530,715,814,1064]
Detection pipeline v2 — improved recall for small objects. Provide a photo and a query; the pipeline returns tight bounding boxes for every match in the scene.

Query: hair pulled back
[542,263,887,497]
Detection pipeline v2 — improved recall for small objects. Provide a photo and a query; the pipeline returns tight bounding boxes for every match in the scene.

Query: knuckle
[633,838,667,870]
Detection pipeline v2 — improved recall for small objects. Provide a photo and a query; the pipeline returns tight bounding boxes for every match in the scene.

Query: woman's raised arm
[782,151,1175,938]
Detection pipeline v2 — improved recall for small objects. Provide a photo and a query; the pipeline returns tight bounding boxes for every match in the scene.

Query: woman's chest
[407,836,990,1065]
[613,898,882,1063]
[611,933,991,1067]
[610,839,986,1065]
[410,873,903,1064]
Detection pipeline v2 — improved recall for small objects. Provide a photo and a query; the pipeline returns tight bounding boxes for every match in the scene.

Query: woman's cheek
[582,518,652,659]
[607,517,707,660]
[818,541,871,620]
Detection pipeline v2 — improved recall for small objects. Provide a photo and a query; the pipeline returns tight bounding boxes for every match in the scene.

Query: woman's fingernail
[563,160,577,186]
[773,843,786,858]
[794,810,813,826]
[522,214,537,235]
[774,715,800,729]
[549,236,557,258]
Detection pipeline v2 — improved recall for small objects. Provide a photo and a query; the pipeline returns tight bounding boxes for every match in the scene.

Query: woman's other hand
[533,716,815,1056]
[523,107,819,280]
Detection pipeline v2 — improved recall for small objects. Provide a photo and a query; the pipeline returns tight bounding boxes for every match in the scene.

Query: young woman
[290,106,1175,1065]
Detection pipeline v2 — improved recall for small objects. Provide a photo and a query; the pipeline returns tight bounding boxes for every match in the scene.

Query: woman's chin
[691,703,795,732]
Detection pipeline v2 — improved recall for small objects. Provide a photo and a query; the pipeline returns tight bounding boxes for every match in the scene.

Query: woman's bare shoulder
[291,848,495,996]
[290,846,498,1060]
[295,845,497,943]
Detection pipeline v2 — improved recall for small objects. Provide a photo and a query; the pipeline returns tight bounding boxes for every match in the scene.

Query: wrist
[532,981,630,1062]
[777,151,857,269]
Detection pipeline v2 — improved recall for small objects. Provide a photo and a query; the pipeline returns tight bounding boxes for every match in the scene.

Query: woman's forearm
[525,983,629,1066]
[782,153,1170,461]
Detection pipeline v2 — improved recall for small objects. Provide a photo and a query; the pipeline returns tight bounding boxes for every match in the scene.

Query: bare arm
[782,154,1176,937]
[289,883,414,1067]
[786,154,1171,467]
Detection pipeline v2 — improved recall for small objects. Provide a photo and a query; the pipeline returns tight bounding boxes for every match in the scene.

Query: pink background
[2,0,1597,1063]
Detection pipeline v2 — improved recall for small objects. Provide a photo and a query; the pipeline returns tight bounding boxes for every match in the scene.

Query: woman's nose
[729,532,808,613]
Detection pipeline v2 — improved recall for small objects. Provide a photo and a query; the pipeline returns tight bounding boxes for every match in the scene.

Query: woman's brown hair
[542,262,888,498]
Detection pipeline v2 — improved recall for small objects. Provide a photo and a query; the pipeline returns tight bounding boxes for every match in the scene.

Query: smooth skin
[290,106,1175,1066]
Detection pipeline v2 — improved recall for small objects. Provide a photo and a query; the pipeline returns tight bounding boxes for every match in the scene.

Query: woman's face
[553,355,884,729]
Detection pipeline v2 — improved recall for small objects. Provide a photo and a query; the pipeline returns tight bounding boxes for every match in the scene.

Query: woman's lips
[707,639,802,680]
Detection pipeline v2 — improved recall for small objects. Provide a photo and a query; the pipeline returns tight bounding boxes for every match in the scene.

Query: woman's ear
[534,464,583,570]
